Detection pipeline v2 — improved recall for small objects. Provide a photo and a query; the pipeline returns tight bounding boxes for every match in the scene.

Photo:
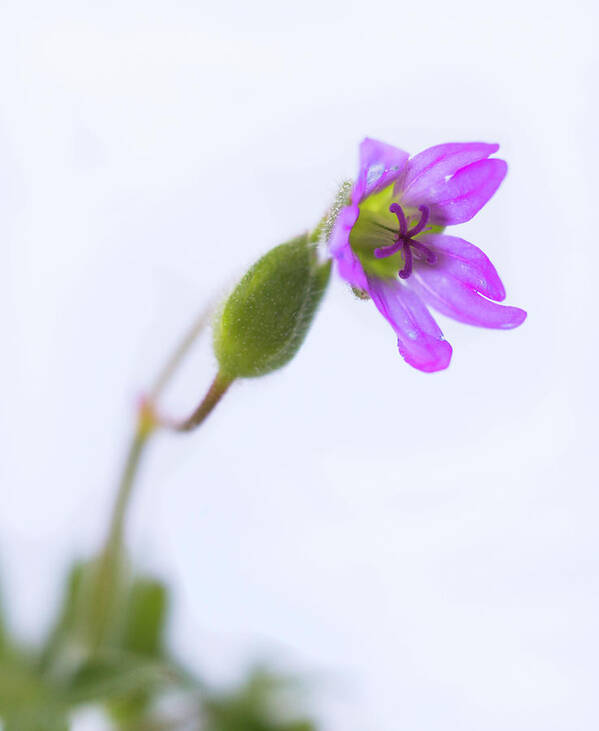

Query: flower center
[374,204,437,279]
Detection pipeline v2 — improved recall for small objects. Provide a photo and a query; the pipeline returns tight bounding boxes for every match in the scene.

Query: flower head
[329,139,526,372]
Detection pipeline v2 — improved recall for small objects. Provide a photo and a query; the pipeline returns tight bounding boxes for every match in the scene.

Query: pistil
[374,203,437,279]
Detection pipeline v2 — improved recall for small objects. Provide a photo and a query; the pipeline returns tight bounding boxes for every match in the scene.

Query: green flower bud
[213,234,331,379]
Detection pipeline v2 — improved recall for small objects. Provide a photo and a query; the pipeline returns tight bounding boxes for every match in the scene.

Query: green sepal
[213,235,331,379]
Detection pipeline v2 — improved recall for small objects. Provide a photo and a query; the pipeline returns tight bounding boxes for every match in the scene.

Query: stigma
[374,203,437,279]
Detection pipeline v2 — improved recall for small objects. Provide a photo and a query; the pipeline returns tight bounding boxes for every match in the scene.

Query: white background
[1,1,598,729]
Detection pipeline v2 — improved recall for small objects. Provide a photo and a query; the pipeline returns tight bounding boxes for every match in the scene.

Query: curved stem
[150,304,212,401]
[170,373,233,432]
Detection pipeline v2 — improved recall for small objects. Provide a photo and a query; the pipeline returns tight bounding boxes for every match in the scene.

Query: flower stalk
[171,373,233,432]
[87,227,332,645]
[86,308,216,647]
[87,401,157,648]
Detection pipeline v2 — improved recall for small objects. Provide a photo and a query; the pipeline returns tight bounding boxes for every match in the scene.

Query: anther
[374,240,403,258]
[407,205,430,237]
[374,203,436,279]
[411,240,438,265]
[389,203,408,237]
[398,242,413,279]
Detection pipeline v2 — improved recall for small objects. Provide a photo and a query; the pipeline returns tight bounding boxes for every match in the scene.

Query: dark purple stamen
[411,239,438,265]
[374,203,437,279]
[407,205,430,237]
[389,202,408,237]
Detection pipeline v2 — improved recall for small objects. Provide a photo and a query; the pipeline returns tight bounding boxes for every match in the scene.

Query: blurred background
[1,0,598,728]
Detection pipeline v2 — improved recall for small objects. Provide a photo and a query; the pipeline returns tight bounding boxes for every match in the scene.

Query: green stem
[88,417,154,648]
[88,307,217,648]
[102,303,215,558]
[88,371,231,645]
[107,425,152,553]
[173,373,233,432]
[88,373,232,646]
[149,304,212,401]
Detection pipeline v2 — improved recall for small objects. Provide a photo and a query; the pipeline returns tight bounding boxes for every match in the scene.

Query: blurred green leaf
[0,599,6,659]
[38,562,86,674]
[33,562,183,727]
[82,551,130,650]
[0,566,318,731]
[121,578,167,658]
[202,669,317,731]
[40,553,131,675]
[65,651,178,705]
[0,650,69,730]
[0,577,70,728]
[1,708,69,731]
[106,577,169,725]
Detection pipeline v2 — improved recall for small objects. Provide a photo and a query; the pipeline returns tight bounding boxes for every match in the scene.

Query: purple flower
[329,138,526,372]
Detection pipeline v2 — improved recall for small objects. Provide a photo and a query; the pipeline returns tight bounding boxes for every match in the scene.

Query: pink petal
[410,266,527,329]
[426,158,508,225]
[417,233,506,301]
[329,203,358,257]
[354,138,409,203]
[328,203,368,290]
[400,142,499,203]
[367,275,452,372]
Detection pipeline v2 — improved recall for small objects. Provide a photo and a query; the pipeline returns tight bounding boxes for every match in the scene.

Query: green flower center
[349,185,442,279]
